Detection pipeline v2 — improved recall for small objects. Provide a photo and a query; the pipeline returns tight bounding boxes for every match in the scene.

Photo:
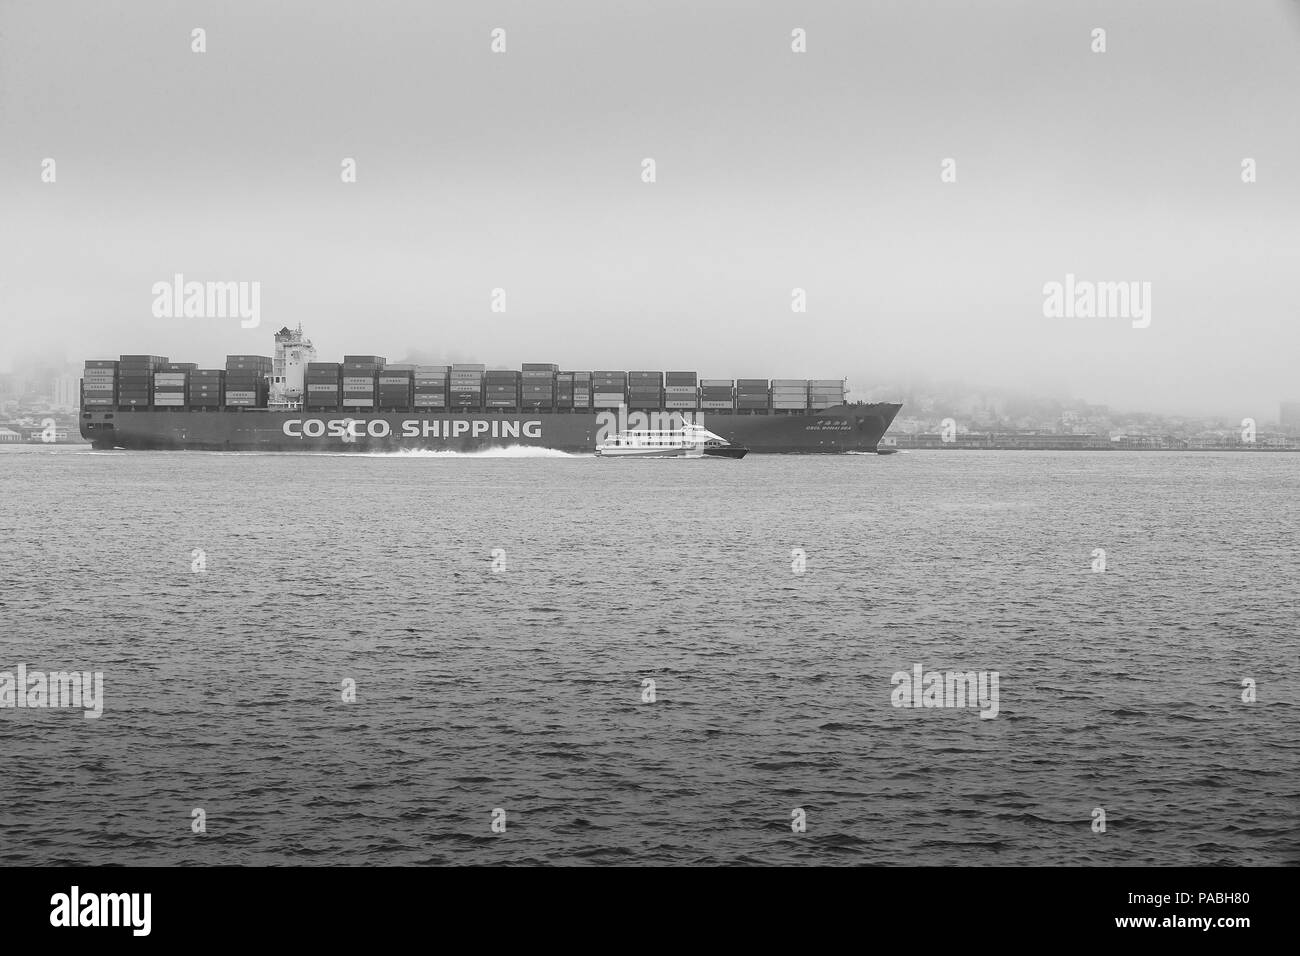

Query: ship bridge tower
[271,324,315,406]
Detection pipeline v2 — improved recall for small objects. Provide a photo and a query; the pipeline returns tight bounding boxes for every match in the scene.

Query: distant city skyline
[2,339,1297,431]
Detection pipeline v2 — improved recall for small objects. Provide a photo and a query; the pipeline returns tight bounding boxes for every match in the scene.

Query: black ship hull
[80,403,902,454]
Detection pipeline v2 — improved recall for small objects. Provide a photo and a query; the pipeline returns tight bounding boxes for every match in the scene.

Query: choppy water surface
[0,446,1296,865]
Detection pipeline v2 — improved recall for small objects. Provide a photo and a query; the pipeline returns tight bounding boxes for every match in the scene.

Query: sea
[0,445,1296,866]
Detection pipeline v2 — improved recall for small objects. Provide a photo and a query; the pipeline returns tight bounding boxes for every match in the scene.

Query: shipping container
[85,360,120,369]
[700,400,734,409]
[343,355,386,364]
[665,371,698,384]
[700,379,733,387]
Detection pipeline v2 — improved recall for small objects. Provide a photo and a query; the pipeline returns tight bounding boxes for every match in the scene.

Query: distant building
[53,375,79,410]
[1281,402,1300,434]
[0,427,22,443]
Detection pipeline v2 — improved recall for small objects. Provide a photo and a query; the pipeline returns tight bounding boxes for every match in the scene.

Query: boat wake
[357,445,584,459]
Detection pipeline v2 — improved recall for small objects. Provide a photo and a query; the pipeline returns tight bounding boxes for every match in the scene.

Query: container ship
[79,326,901,453]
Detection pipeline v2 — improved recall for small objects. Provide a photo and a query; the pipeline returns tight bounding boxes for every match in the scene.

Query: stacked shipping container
[571,371,591,409]
[771,379,809,410]
[485,369,520,408]
[592,371,626,408]
[555,372,574,409]
[305,362,341,409]
[809,379,846,409]
[153,363,195,407]
[82,352,847,416]
[700,379,734,410]
[736,378,769,411]
[521,364,557,409]
[342,355,384,408]
[627,371,663,409]
[82,360,119,406]
[224,355,272,407]
[413,366,448,408]
[187,370,224,408]
[449,364,485,407]
[378,365,413,410]
[664,371,697,410]
[118,355,168,407]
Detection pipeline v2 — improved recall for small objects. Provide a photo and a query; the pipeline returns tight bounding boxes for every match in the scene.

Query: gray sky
[2,0,1297,416]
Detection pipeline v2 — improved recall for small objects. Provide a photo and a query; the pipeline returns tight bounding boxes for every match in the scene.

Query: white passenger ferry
[595,421,748,458]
